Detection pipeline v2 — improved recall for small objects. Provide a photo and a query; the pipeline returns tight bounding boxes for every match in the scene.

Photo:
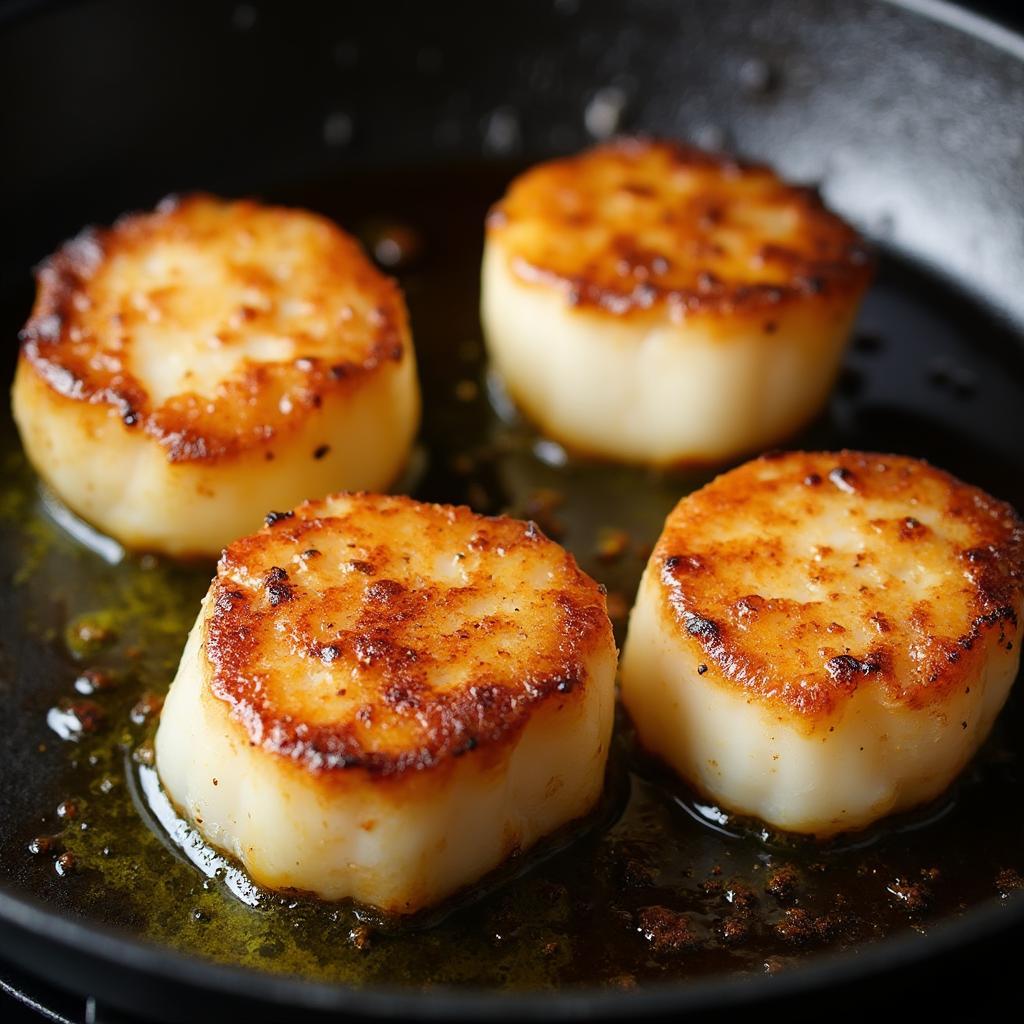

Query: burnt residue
[215,589,244,613]
[364,578,404,603]
[684,613,720,642]
[765,865,800,902]
[824,653,881,682]
[899,516,926,539]
[264,510,295,527]
[636,905,701,952]
[734,595,765,618]
[664,553,704,574]
[263,566,293,606]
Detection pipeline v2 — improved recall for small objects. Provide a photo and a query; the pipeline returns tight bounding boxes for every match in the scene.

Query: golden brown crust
[652,451,1024,719]
[18,194,409,463]
[204,494,613,780]
[487,138,872,321]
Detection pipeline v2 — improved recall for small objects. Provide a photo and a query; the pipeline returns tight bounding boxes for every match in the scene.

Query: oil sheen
[1,163,1023,990]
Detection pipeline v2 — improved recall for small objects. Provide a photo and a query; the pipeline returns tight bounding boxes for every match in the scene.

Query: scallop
[154,493,617,913]
[12,195,420,557]
[481,139,872,465]
[621,451,1024,835]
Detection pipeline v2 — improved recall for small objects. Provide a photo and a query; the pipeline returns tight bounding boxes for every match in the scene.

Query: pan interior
[1,161,1023,992]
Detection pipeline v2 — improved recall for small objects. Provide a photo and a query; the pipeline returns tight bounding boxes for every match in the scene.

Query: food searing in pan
[621,450,1024,836]
[154,493,617,913]
[481,138,873,466]
[11,195,420,558]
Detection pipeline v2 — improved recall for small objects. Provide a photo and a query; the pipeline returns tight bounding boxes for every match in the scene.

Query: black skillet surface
[2,1,1024,1021]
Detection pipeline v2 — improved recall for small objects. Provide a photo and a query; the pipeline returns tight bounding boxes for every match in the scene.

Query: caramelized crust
[205,494,613,778]
[19,194,409,462]
[652,451,1024,720]
[487,138,872,321]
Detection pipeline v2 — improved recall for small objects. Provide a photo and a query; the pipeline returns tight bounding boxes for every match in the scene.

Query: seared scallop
[12,195,420,557]
[155,493,616,912]
[621,451,1024,835]
[482,139,872,465]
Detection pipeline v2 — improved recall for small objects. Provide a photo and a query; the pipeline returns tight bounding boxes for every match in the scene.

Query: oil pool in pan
[2,163,1024,990]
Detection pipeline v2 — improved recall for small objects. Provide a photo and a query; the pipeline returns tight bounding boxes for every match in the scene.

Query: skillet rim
[1,881,1022,1020]
[1,0,1024,1017]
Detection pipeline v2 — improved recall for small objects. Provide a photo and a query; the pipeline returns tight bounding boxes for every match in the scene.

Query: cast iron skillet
[2,0,1024,1020]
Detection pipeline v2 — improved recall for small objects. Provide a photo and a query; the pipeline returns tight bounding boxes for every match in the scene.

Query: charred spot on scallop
[12,195,420,557]
[155,493,617,912]
[481,139,873,465]
[621,450,1024,836]
[487,140,869,315]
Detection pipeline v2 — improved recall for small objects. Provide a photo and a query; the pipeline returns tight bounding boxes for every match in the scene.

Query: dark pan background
[3,0,1024,1021]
